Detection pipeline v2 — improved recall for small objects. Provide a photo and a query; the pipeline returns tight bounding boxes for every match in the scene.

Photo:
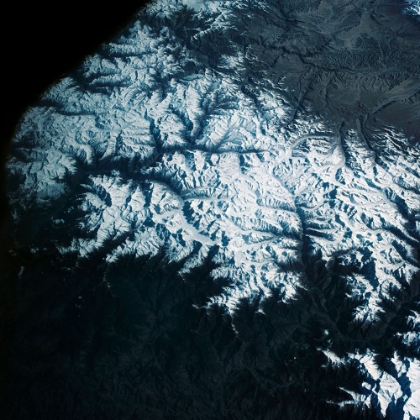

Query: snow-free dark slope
[2,0,420,419]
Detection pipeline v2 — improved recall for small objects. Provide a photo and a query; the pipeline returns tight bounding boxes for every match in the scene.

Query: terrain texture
[2,0,420,419]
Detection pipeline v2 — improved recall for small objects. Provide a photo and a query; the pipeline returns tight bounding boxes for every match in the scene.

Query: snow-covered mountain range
[5,0,420,418]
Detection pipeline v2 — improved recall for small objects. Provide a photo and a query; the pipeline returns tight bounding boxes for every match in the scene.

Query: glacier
[4,0,420,418]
